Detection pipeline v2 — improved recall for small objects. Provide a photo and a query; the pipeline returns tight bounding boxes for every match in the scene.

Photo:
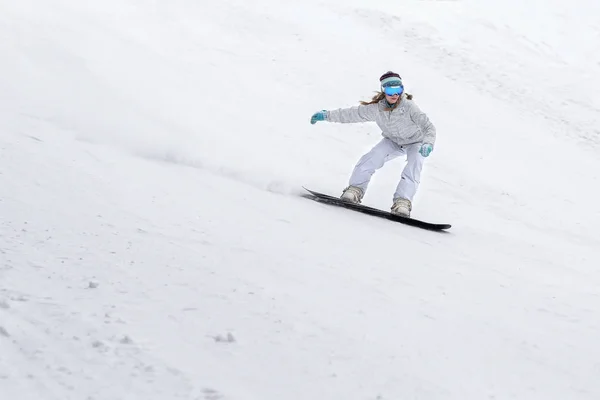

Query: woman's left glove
[419,143,433,157]
[310,110,328,124]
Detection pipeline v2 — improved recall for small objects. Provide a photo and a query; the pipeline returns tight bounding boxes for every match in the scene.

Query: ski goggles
[384,86,403,96]
[382,81,404,96]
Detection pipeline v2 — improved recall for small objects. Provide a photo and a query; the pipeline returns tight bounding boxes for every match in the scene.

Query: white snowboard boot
[391,197,411,217]
[340,186,364,204]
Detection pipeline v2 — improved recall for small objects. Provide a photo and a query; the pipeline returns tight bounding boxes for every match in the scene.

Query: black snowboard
[302,187,451,231]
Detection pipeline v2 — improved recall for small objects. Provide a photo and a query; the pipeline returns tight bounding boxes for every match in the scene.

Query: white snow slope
[1,0,600,399]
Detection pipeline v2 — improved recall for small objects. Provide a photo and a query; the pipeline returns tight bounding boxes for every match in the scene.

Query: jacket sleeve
[408,101,436,147]
[327,103,378,123]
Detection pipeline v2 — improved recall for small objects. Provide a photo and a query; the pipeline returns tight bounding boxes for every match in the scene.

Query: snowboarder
[309,71,436,217]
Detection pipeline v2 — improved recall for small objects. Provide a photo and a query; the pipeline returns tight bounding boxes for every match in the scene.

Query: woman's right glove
[310,110,328,124]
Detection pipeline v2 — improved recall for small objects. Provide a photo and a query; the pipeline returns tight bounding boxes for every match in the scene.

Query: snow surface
[1,0,600,399]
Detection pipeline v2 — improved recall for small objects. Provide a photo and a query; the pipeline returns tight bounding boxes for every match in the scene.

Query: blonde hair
[359,91,413,105]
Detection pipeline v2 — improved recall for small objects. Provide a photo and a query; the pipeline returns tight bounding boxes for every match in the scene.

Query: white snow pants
[348,138,425,202]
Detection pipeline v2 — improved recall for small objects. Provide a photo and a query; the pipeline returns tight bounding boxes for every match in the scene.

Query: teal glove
[310,110,327,124]
[419,143,433,157]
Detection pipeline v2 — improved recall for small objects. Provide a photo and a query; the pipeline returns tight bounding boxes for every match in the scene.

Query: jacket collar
[380,93,406,111]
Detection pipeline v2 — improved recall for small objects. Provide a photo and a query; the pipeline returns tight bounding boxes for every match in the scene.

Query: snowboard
[302,187,451,231]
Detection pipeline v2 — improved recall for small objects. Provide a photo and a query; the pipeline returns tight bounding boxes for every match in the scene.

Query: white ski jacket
[326,94,436,147]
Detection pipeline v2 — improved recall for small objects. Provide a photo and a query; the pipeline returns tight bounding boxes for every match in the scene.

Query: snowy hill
[1,0,599,399]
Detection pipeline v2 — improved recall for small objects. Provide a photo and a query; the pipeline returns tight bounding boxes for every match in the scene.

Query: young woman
[309,71,436,217]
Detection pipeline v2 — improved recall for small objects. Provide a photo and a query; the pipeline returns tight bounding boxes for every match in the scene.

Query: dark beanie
[379,71,402,83]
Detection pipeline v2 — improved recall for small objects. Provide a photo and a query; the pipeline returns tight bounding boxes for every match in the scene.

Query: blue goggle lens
[384,85,403,96]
